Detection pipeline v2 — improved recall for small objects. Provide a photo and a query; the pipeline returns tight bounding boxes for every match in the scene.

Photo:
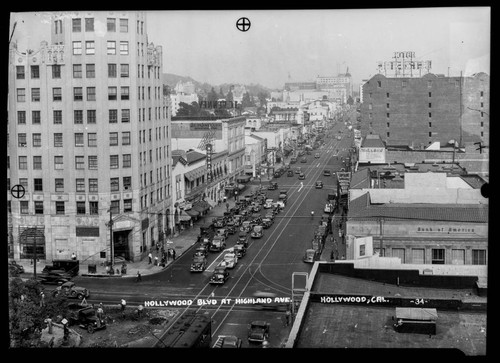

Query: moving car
[225,220,237,234]
[69,306,106,334]
[216,228,229,239]
[213,217,226,228]
[52,281,90,300]
[209,236,227,252]
[237,231,249,247]
[295,167,301,174]
[240,221,252,233]
[315,181,324,189]
[251,225,264,239]
[314,153,320,158]
[265,212,275,221]
[248,321,270,343]
[42,259,80,277]
[262,218,273,229]
[38,271,72,285]
[263,198,274,209]
[209,266,230,285]
[287,170,294,177]
[300,157,307,163]
[298,172,305,180]
[222,252,238,269]
[190,253,207,272]
[220,335,242,348]
[323,169,331,176]
[233,244,247,258]
[268,182,278,190]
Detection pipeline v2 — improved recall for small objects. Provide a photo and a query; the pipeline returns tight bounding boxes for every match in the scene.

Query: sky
[10,8,490,90]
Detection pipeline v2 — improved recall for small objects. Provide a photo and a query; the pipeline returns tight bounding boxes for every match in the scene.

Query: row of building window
[13,155,130,170]
[13,199,134,215]
[54,17,145,36]
[16,86,130,102]
[382,247,486,265]
[8,176,131,193]
[15,132,131,147]
[375,79,463,89]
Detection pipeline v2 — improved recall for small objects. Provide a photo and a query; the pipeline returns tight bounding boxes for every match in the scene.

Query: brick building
[360,73,489,149]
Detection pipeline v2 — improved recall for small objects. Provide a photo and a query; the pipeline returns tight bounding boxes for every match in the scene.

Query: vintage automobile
[216,228,229,239]
[190,254,207,272]
[213,217,226,228]
[209,266,230,285]
[295,167,301,174]
[233,244,247,258]
[250,214,263,225]
[300,157,307,163]
[290,157,297,164]
[263,198,274,209]
[38,271,72,285]
[315,181,324,189]
[287,170,294,177]
[237,231,250,247]
[220,335,242,348]
[314,153,320,158]
[222,252,238,269]
[8,261,25,275]
[323,169,331,176]
[251,225,264,239]
[262,218,273,229]
[209,236,227,252]
[69,306,106,334]
[52,281,90,300]
[298,172,306,180]
[233,215,244,226]
[194,245,209,257]
[225,221,237,235]
[248,321,270,343]
[42,259,80,277]
[251,203,262,213]
[284,163,290,170]
[268,181,278,190]
[265,212,275,221]
[298,150,305,157]
[240,221,252,233]
[278,193,287,204]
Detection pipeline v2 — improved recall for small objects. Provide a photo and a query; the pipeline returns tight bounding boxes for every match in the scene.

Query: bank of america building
[7,12,173,263]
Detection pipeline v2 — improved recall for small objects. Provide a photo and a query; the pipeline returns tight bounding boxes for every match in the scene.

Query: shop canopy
[193,200,211,213]
[236,175,251,183]
[178,215,191,222]
[184,209,199,217]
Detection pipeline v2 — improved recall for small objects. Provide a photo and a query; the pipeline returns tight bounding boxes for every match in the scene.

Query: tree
[257,91,269,108]
[226,88,234,103]
[242,92,254,108]
[207,87,219,103]
[219,87,225,99]
[347,95,354,105]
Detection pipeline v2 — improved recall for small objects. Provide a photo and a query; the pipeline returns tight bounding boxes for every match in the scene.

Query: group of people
[148,245,176,267]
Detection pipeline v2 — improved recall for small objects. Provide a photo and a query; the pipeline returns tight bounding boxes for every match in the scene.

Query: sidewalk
[17,180,264,279]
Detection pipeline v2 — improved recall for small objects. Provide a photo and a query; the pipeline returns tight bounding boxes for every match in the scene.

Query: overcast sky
[10,8,490,89]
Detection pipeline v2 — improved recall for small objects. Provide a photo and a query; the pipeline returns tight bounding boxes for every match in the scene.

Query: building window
[77,202,86,215]
[107,18,116,31]
[73,64,82,78]
[481,122,484,127]
[74,87,83,101]
[88,156,98,170]
[73,41,82,55]
[53,87,62,101]
[32,111,41,124]
[87,110,96,124]
[31,88,40,102]
[386,93,389,98]
[109,109,118,123]
[368,103,372,110]
[481,131,484,137]
[124,199,132,212]
[472,249,486,265]
[85,41,95,55]
[31,65,40,79]
[427,80,433,88]
[89,179,98,193]
[16,66,25,79]
[386,113,390,118]
[110,177,119,191]
[108,63,117,78]
[86,64,95,78]
[110,200,120,214]
[86,87,96,101]
[72,18,82,32]
[76,178,85,192]
[107,41,116,55]
[428,132,432,137]
[73,110,83,124]
[481,112,484,118]
[428,103,432,108]
[451,249,465,265]
[34,178,43,192]
[110,155,119,169]
[121,109,130,122]
[55,201,65,215]
[120,18,128,32]
[89,201,99,215]
[55,178,64,192]
[108,87,117,100]
[123,176,131,190]
[88,133,97,147]
[75,156,84,169]
[121,87,130,100]
[54,133,63,147]
[120,64,129,77]
[120,41,129,55]
[32,133,41,147]
[377,80,381,88]
[34,201,44,215]
[123,154,131,168]
[109,132,118,146]
[52,65,61,78]
[480,91,484,97]
[20,201,29,215]
[17,88,26,102]
[122,132,131,145]
[386,132,390,137]
[386,122,390,128]
[33,156,42,170]
[19,156,27,170]
[85,18,94,31]
[455,79,460,88]
[429,112,432,118]
[401,80,407,88]
[480,102,484,108]
[54,156,63,170]
[429,122,432,127]
[75,133,84,147]
[18,133,27,147]
[428,92,432,98]
[53,110,62,124]
[386,103,390,109]
[431,248,445,264]
[17,111,26,124]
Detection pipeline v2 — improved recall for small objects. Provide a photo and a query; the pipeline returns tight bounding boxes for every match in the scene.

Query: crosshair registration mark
[236,17,251,32]
[11,184,25,199]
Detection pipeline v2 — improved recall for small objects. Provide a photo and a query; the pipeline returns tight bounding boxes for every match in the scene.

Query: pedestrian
[44,316,53,334]
[120,299,126,317]
[154,255,159,266]
[226,202,230,212]
[136,271,142,282]
[330,250,335,261]
[71,252,77,260]
[172,249,176,261]
[40,291,45,307]
[96,305,104,320]
[223,196,227,203]
[285,309,291,326]
[148,252,152,264]
[137,304,144,318]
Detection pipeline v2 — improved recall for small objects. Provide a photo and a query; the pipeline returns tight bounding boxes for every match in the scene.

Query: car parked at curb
[52,281,90,300]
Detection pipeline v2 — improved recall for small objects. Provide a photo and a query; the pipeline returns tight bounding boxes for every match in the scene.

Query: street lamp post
[105,208,114,268]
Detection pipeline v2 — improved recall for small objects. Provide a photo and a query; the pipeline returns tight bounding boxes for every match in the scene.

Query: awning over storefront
[238,183,245,191]
[178,215,191,222]
[193,200,211,213]
[236,175,251,183]
[184,209,199,217]
[184,168,207,182]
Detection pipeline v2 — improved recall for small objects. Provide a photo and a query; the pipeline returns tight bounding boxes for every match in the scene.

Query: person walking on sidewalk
[148,252,152,264]
[172,249,176,260]
[120,299,127,317]
[154,255,159,266]
[136,271,142,282]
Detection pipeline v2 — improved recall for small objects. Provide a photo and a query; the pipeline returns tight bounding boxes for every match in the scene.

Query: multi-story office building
[360,72,489,149]
[7,11,172,263]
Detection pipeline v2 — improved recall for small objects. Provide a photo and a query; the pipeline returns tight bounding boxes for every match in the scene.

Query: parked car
[210,236,227,252]
[300,157,307,163]
[290,157,297,164]
[265,212,275,221]
[42,259,79,277]
[323,169,331,176]
[315,181,324,189]
[220,335,242,348]
[251,225,264,239]
[248,321,270,343]
[190,254,207,272]
[222,252,238,269]
[314,153,320,158]
[268,181,278,190]
[295,167,301,174]
[237,231,249,247]
[251,203,262,213]
[287,170,294,177]
[262,218,273,229]
[240,221,252,233]
[209,266,229,285]
[213,217,226,228]
[69,306,106,333]
[194,245,209,258]
[233,244,247,258]
[263,198,274,209]
[216,228,229,239]
[52,281,90,300]
[38,271,72,285]
[298,173,306,180]
[8,261,25,275]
